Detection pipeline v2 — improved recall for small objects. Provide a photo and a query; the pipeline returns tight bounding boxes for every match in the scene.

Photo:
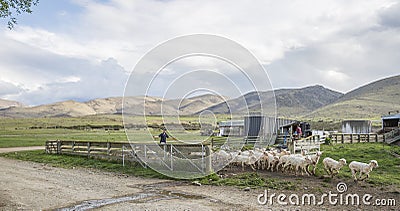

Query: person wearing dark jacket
[158,129,169,144]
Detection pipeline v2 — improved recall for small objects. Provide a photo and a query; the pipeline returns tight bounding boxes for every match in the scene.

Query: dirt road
[0,157,398,210]
[0,157,261,210]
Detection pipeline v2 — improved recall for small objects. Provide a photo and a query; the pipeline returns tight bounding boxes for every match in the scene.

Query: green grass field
[0,115,222,147]
[317,143,400,186]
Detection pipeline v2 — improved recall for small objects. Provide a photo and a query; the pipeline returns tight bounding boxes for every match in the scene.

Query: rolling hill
[0,95,228,118]
[1,74,398,119]
[306,75,400,119]
[0,99,23,109]
[197,85,343,117]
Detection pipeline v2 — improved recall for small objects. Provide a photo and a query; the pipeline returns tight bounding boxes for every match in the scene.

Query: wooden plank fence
[45,140,213,172]
[46,140,131,158]
[331,133,382,144]
[292,135,322,154]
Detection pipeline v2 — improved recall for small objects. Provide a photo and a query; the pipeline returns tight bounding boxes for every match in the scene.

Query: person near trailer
[295,125,303,139]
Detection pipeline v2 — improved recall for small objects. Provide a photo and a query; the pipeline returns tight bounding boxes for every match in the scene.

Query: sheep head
[339,158,347,165]
[305,155,313,164]
[370,160,378,168]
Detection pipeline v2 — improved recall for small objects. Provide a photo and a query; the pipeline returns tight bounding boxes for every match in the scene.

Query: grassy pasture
[0,114,227,147]
[316,143,400,186]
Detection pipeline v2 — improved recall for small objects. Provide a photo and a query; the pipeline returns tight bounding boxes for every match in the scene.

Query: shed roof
[382,113,400,120]
[219,120,244,127]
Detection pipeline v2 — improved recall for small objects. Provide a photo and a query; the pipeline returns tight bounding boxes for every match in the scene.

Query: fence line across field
[45,140,212,174]
[331,133,382,143]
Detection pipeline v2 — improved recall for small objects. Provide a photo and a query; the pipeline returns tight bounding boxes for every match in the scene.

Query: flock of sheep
[213,148,379,181]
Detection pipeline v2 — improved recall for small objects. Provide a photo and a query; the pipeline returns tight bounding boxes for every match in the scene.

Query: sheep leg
[359,173,368,181]
[275,162,281,172]
[328,168,334,177]
[293,165,297,176]
[301,166,309,176]
[351,169,358,181]
[305,164,312,175]
[332,169,339,177]
[282,163,289,173]
[324,166,330,175]
[250,164,256,171]
[305,166,310,176]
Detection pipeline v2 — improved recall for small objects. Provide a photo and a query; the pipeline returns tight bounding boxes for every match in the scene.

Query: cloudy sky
[0,0,399,105]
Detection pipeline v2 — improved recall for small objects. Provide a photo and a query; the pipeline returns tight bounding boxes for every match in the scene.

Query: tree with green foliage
[0,0,39,29]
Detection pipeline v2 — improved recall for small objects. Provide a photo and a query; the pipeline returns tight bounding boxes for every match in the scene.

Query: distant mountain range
[307,75,400,119]
[1,75,399,119]
[200,85,343,117]
[0,99,23,109]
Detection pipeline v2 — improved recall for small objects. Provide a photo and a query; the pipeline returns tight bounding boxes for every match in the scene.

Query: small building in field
[218,120,244,136]
[341,120,371,134]
[382,112,400,132]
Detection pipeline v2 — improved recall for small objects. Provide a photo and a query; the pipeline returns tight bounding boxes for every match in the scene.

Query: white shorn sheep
[260,152,279,171]
[306,151,323,175]
[232,151,258,171]
[276,154,290,172]
[322,157,347,177]
[349,160,379,181]
[282,155,313,176]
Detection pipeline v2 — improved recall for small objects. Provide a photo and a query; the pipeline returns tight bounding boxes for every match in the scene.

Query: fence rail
[383,128,400,144]
[292,135,322,154]
[45,140,212,174]
[331,133,382,144]
[46,140,130,157]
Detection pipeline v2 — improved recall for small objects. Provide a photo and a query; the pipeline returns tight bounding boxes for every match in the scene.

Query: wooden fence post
[341,134,344,144]
[107,142,111,155]
[57,140,61,154]
[87,142,91,157]
[205,145,212,173]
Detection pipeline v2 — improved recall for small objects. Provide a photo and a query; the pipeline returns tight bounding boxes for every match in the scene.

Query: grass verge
[198,172,297,190]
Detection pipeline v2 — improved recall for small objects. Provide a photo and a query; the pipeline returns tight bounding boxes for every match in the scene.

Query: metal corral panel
[342,120,371,133]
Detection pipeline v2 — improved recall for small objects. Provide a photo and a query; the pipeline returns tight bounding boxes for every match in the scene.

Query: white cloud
[0,0,399,104]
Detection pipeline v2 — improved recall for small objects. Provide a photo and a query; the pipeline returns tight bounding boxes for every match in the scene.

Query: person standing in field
[158,129,169,144]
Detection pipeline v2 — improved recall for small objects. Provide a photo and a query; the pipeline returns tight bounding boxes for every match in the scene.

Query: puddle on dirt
[157,190,206,200]
[57,182,207,211]
[58,193,156,211]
